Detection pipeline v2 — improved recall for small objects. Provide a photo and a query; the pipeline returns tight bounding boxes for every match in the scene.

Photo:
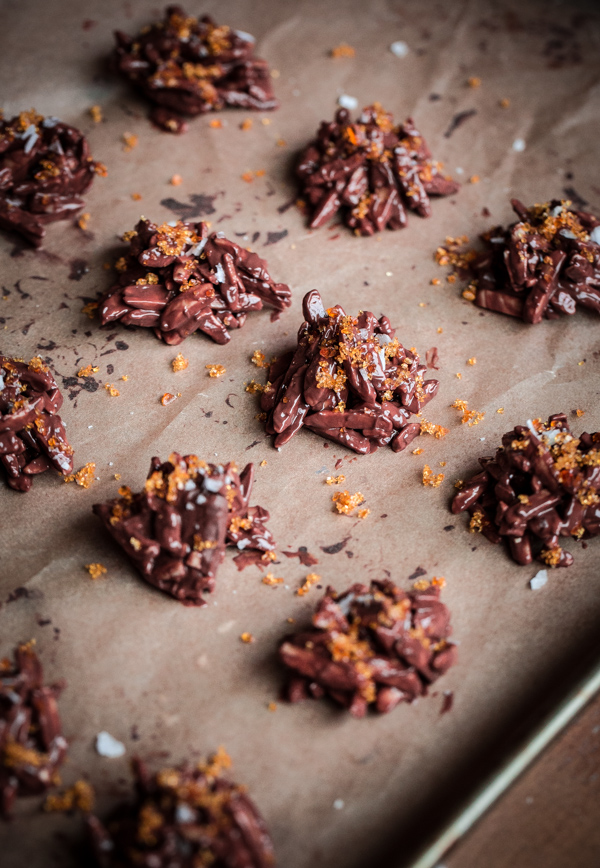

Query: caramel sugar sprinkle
[499,97,511,108]
[240,119,253,131]
[77,212,91,231]
[452,399,485,426]
[251,350,268,368]
[422,464,445,488]
[240,632,255,644]
[262,572,284,587]
[332,490,365,515]
[431,278,441,285]
[206,364,226,378]
[44,780,95,814]
[296,573,321,596]
[123,132,138,151]
[357,508,370,519]
[85,563,107,580]
[104,383,120,397]
[77,364,98,378]
[89,105,103,123]
[172,353,188,372]
[131,192,142,201]
[170,174,183,186]
[331,43,356,58]
[81,301,98,319]
[267,702,277,712]
[65,462,96,488]
[160,392,177,406]
[468,76,481,88]
[469,175,480,184]
[467,357,476,366]
[412,447,424,455]
[325,475,345,485]
[209,118,223,128]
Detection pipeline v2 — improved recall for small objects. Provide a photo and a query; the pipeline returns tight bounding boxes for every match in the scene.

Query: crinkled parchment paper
[1,1,600,866]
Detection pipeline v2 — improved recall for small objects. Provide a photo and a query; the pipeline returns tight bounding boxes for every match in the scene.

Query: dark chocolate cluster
[279,579,456,718]
[87,754,275,868]
[114,6,278,133]
[452,413,600,567]
[259,290,439,454]
[297,104,458,235]
[99,218,292,345]
[0,109,104,246]
[458,199,600,323]
[93,454,276,605]
[1,643,68,818]
[0,355,74,492]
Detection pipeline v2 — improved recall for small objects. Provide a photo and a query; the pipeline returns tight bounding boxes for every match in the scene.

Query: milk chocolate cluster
[0,109,104,246]
[93,454,276,605]
[99,219,292,345]
[87,754,275,868]
[297,104,458,235]
[0,355,74,493]
[462,199,600,323]
[279,579,456,718]
[259,290,439,454]
[452,413,600,567]
[1,643,68,818]
[114,5,278,133]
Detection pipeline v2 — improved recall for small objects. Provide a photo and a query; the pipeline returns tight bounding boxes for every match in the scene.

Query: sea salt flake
[590,226,600,245]
[333,798,345,810]
[95,731,126,758]
[529,569,548,590]
[512,138,526,152]
[338,94,358,110]
[390,40,409,58]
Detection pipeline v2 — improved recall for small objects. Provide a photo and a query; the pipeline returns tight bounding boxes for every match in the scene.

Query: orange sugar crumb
[102,262,111,270]
[276,137,287,147]
[172,353,188,372]
[452,398,485,426]
[454,479,464,489]
[357,508,370,520]
[271,69,280,79]
[331,43,355,58]
[89,105,103,123]
[419,419,449,439]
[209,118,223,128]
[469,175,480,184]
[332,490,365,515]
[160,392,177,406]
[251,349,267,368]
[261,118,271,126]
[122,132,138,151]
[468,76,481,88]
[499,97,511,108]
[120,375,128,381]
[540,546,563,568]
[241,171,254,183]
[287,617,295,624]
[255,169,266,177]
[81,301,98,319]
[114,473,121,480]
[77,364,98,378]
[578,360,585,366]
[206,364,226,378]
[43,780,95,814]
[85,563,107,580]
[437,327,443,334]
[262,572,284,587]
[576,409,585,417]
[296,573,320,596]
[94,162,108,177]
[131,192,142,201]
[259,460,268,468]
[170,174,183,186]
[245,379,267,394]
[456,372,462,379]
[440,461,447,467]
[77,212,91,230]
[430,277,441,286]
[467,357,477,366]
[412,447,424,455]
[419,302,427,308]
[240,118,253,131]
[104,383,120,397]
[422,464,445,488]
[497,407,504,414]
[115,257,128,272]
[447,273,457,284]
[267,702,278,712]
[325,474,345,485]
[240,632,255,644]
[64,462,96,489]
[198,746,232,778]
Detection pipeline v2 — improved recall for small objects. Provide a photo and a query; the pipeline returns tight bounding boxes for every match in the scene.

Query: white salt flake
[512,138,526,152]
[338,94,358,110]
[590,226,600,245]
[333,798,345,810]
[188,238,207,257]
[214,262,226,284]
[529,569,548,590]
[390,41,409,58]
[235,30,255,43]
[176,803,196,823]
[95,731,126,758]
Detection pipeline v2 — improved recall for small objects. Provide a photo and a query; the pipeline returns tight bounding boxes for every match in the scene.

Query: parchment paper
[1,1,600,866]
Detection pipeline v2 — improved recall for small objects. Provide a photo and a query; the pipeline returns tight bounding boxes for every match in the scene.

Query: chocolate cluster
[87,754,275,868]
[279,579,456,718]
[99,219,292,345]
[114,6,278,133]
[0,355,74,492]
[1,643,68,818]
[297,104,458,235]
[452,413,600,567]
[464,199,600,323]
[259,290,439,454]
[93,454,276,605]
[0,109,103,246]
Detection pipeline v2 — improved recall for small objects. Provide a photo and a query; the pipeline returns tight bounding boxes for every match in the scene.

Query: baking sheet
[1,1,600,866]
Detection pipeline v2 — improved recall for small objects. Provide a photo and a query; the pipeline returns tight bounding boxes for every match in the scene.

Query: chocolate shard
[297,103,458,235]
[0,642,68,818]
[87,751,275,867]
[0,109,104,246]
[279,578,456,718]
[258,290,439,455]
[93,453,276,605]
[446,198,600,323]
[98,218,292,344]
[452,414,599,567]
[0,355,74,492]
[114,6,279,132]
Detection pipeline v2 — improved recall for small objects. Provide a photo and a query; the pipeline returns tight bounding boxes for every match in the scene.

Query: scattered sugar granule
[422,464,445,487]
[206,364,226,378]
[172,353,188,372]
[85,563,107,579]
